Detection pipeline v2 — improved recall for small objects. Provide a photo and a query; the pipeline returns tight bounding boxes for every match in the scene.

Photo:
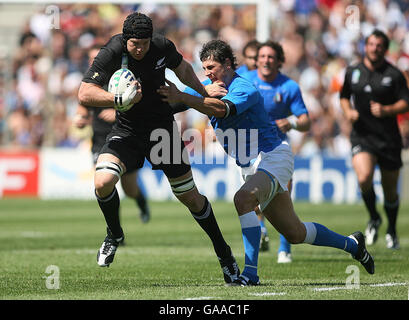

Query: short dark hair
[259,40,285,65]
[365,29,390,50]
[199,39,238,70]
[242,39,260,56]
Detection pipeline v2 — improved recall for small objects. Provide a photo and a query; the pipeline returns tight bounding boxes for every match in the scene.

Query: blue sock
[259,218,268,235]
[239,211,261,282]
[278,234,291,253]
[303,222,358,256]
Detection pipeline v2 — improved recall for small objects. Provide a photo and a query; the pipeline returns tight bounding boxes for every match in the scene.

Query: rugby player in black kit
[75,45,151,226]
[78,12,240,284]
[340,29,409,249]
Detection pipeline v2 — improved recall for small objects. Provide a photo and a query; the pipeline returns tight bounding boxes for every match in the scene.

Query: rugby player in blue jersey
[241,41,311,263]
[235,40,260,76]
[158,39,375,286]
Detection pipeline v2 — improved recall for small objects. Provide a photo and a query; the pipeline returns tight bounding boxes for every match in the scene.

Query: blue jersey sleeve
[183,78,212,96]
[183,86,202,97]
[287,80,308,116]
[221,77,260,115]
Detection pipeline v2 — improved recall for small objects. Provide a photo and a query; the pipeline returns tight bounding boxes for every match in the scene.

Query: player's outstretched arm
[158,79,227,118]
[172,59,208,97]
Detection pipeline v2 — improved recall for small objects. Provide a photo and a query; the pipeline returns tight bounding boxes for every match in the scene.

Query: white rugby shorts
[240,141,294,210]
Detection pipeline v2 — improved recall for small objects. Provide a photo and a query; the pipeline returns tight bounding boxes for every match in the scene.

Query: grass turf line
[1,199,408,300]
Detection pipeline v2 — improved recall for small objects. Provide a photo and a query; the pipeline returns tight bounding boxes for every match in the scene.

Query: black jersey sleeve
[171,102,189,114]
[163,37,183,70]
[340,66,352,100]
[82,35,123,87]
[393,70,409,104]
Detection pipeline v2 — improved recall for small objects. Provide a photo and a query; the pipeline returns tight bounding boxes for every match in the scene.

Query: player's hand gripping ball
[108,68,141,112]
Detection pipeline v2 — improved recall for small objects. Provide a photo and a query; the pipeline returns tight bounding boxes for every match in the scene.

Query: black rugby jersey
[90,106,113,138]
[82,33,183,132]
[340,61,409,149]
[86,84,114,139]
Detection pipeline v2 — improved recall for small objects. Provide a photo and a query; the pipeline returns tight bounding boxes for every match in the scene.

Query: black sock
[96,188,123,238]
[361,187,381,221]
[384,198,399,235]
[190,197,229,259]
[135,193,148,212]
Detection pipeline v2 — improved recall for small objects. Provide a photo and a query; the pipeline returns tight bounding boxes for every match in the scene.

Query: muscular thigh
[146,121,191,179]
[352,152,377,184]
[239,170,273,205]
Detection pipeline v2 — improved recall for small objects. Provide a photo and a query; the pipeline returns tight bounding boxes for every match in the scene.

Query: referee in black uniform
[75,45,150,226]
[340,29,409,249]
[77,12,240,284]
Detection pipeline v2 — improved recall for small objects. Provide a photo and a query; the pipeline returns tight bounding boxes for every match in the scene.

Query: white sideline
[249,292,286,296]
[313,282,408,292]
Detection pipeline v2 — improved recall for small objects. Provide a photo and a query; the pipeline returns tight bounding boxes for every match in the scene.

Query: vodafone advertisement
[0,148,384,203]
[0,150,39,197]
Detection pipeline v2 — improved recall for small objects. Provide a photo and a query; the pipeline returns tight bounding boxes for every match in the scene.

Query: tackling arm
[157,79,227,118]
[172,59,208,97]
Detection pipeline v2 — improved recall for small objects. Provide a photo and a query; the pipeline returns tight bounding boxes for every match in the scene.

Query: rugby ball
[108,68,136,94]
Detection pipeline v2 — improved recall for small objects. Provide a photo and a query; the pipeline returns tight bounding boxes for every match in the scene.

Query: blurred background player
[74,44,151,226]
[340,29,409,249]
[235,40,260,76]
[242,40,310,263]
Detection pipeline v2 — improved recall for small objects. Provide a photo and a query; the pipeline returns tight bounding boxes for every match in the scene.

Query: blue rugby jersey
[241,70,308,141]
[184,73,281,167]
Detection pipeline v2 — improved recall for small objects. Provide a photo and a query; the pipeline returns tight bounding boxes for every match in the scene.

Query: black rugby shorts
[351,135,402,170]
[98,121,191,179]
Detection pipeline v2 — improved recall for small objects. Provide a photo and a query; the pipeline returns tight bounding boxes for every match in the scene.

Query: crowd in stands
[2,0,409,157]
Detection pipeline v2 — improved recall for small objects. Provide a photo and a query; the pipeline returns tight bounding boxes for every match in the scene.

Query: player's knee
[94,174,117,198]
[282,229,304,244]
[94,161,123,196]
[95,181,115,198]
[234,189,257,214]
[356,172,373,189]
[177,191,205,213]
[280,222,306,244]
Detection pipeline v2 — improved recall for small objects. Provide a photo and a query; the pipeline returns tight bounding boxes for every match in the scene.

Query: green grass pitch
[1,198,408,300]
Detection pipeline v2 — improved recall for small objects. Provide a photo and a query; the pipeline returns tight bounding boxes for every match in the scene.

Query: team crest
[274,92,282,103]
[381,77,392,86]
[155,57,166,70]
